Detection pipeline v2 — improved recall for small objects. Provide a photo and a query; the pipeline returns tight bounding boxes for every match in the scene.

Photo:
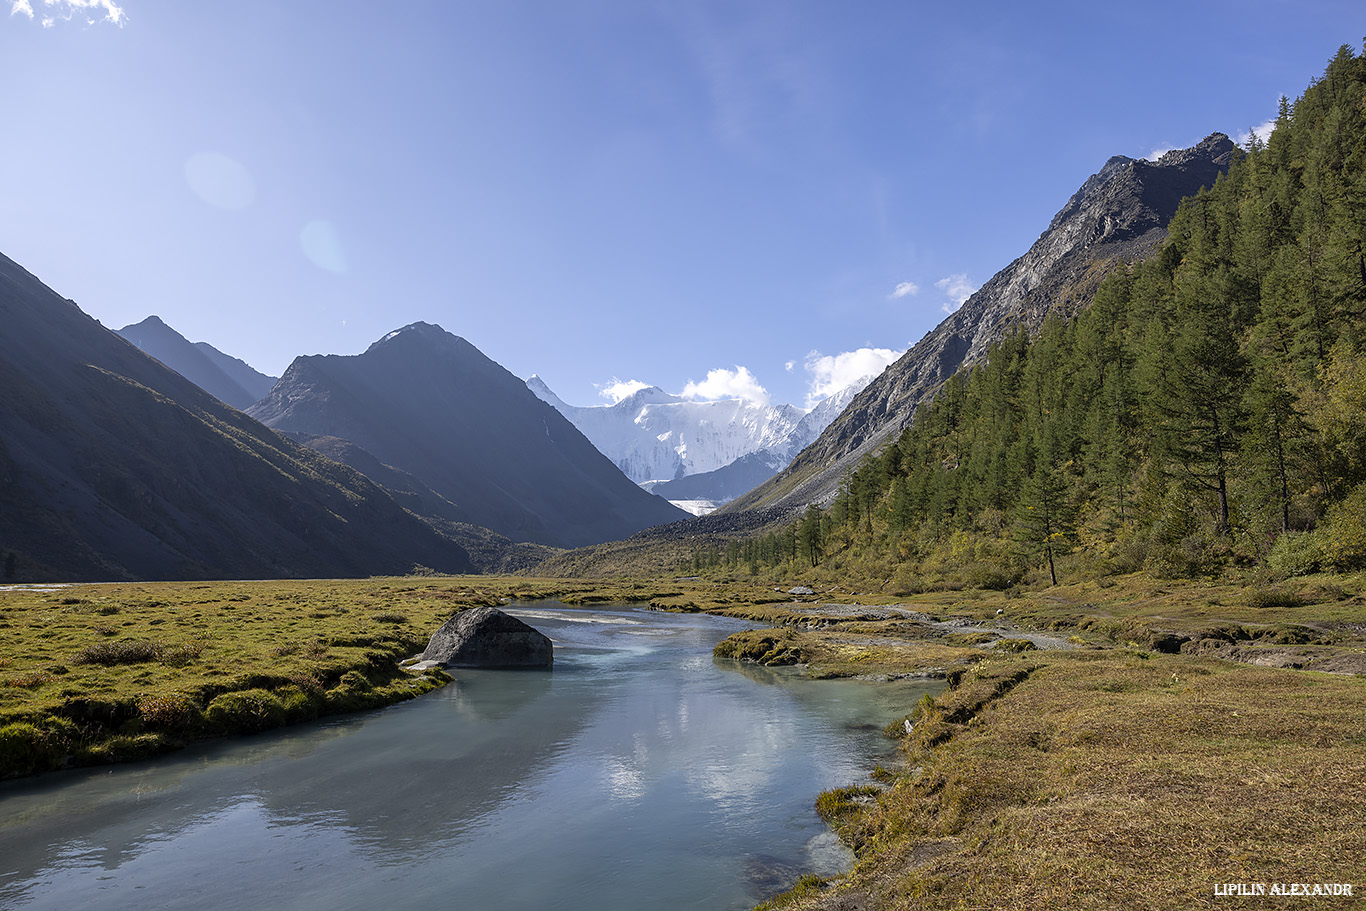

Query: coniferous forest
[712,44,1366,589]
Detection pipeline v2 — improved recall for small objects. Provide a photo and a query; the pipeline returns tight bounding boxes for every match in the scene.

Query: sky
[2,1,1362,410]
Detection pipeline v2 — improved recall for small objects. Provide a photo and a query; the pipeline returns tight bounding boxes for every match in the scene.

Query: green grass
[0,575,619,777]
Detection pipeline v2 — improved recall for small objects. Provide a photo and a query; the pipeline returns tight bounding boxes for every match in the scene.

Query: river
[0,603,939,910]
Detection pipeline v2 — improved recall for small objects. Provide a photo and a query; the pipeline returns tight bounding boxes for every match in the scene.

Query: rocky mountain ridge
[725,133,1237,516]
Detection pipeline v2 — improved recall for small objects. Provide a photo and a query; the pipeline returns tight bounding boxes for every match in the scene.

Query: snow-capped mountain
[526,374,878,508]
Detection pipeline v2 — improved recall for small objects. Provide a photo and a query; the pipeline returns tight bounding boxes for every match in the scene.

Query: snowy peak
[614,385,678,409]
[526,372,882,504]
[526,374,563,405]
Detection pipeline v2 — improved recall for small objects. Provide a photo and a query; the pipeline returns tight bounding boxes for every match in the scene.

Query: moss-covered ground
[0,575,680,777]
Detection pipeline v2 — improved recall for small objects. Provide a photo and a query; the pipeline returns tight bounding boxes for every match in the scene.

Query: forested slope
[710,44,1366,588]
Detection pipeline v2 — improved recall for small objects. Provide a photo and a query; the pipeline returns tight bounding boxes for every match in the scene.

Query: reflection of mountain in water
[0,662,600,890]
[0,605,942,911]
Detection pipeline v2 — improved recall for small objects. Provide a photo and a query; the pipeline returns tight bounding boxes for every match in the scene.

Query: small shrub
[72,639,161,666]
[288,671,324,693]
[962,561,1013,591]
[1266,531,1325,578]
[1243,586,1306,609]
[992,638,1038,652]
[1318,486,1366,571]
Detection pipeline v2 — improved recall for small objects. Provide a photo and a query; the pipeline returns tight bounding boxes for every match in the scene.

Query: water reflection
[0,603,940,911]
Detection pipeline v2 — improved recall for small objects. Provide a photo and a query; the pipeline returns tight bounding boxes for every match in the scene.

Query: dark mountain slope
[727,133,1236,515]
[0,253,469,581]
[247,323,687,548]
[117,315,277,410]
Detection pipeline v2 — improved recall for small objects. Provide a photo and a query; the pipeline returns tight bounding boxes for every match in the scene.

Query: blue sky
[2,1,1360,409]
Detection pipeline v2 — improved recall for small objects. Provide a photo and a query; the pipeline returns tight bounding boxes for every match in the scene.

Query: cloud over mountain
[681,365,770,406]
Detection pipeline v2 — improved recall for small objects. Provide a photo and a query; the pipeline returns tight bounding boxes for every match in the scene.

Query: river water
[0,603,939,910]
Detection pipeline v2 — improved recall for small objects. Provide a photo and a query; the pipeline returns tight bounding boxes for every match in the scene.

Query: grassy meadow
[1,570,1363,909]
[0,575,674,777]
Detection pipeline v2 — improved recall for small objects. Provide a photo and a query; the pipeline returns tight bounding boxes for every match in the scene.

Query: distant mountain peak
[367,321,458,351]
[250,327,685,548]
[615,384,676,408]
[526,374,568,410]
[117,314,278,410]
[526,369,883,508]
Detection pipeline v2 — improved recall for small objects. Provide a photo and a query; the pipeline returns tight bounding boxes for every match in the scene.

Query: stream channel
[0,602,941,910]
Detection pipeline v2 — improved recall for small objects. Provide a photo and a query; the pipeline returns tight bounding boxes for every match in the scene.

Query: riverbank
[704,572,1366,910]
[0,576,674,777]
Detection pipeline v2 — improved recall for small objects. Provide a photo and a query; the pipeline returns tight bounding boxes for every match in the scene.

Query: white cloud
[935,274,977,313]
[11,0,127,25]
[803,347,902,407]
[784,360,795,372]
[1235,118,1277,148]
[889,281,919,299]
[597,379,650,404]
[681,366,770,406]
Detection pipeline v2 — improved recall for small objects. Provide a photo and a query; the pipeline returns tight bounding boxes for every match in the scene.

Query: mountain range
[527,372,874,510]
[3,131,1241,581]
[0,253,471,581]
[246,323,687,549]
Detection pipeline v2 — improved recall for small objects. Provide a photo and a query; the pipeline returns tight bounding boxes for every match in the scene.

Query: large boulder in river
[420,607,553,668]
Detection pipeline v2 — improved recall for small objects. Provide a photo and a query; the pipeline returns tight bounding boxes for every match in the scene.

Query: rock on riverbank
[419,607,553,668]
